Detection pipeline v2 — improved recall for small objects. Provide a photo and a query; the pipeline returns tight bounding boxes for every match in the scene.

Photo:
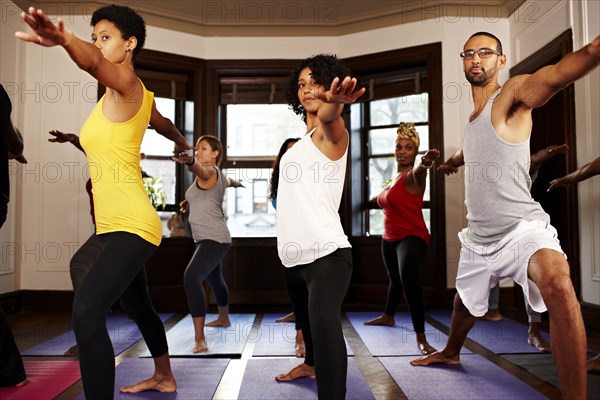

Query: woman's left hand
[172,151,194,165]
[316,76,366,104]
[15,7,72,47]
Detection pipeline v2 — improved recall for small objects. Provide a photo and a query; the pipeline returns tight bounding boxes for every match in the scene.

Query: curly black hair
[91,4,146,60]
[284,54,353,123]
[269,137,300,200]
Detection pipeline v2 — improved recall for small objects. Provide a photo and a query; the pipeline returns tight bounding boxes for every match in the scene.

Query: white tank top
[276,129,351,267]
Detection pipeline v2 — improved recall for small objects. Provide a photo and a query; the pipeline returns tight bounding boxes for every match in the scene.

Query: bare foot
[528,333,551,352]
[417,340,437,355]
[275,363,315,381]
[275,312,295,323]
[193,339,208,354]
[587,353,600,373]
[120,374,177,394]
[479,309,502,321]
[206,318,231,327]
[64,344,79,356]
[364,314,395,326]
[15,379,29,387]
[410,351,460,366]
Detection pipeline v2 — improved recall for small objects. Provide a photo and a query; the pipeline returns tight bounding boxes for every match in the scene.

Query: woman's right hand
[15,7,73,48]
[48,130,77,143]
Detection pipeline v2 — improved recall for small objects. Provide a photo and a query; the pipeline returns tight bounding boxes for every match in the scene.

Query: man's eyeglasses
[460,48,502,60]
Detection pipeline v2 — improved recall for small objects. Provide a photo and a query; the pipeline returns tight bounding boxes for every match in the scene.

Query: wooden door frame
[510,29,581,298]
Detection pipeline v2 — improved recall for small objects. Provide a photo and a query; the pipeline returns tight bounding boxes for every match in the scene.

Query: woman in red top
[364,122,440,355]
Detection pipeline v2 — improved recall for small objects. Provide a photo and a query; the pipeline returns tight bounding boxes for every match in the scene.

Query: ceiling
[13,0,525,37]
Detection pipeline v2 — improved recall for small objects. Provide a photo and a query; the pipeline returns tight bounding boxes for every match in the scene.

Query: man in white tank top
[411,31,600,400]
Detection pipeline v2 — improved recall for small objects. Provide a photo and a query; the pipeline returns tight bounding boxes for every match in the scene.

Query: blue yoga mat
[75,358,229,399]
[141,313,256,357]
[237,357,374,399]
[252,313,353,356]
[427,310,550,354]
[380,354,548,399]
[346,311,471,356]
[22,313,174,357]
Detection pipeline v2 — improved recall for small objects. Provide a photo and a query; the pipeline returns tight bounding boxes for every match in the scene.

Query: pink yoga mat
[0,360,80,400]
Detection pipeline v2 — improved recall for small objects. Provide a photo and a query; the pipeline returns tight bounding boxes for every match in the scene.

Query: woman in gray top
[174,135,240,353]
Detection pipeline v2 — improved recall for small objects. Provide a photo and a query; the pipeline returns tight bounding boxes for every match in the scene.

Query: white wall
[1,1,597,306]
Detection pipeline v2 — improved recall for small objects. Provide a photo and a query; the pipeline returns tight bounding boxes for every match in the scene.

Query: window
[360,93,431,235]
[222,104,306,237]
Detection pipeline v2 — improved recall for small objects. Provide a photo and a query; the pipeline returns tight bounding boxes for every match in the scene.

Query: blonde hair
[396,122,419,150]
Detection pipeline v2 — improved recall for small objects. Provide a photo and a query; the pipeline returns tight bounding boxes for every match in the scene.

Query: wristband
[187,158,195,166]
[420,158,433,169]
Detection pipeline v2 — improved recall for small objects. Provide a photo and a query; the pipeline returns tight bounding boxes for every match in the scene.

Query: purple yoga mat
[0,360,80,400]
[21,313,174,357]
[237,357,373,399]
[75,358,229,399]
[380,354,548,399]
[346,311,472,356]
[252,313,353,356]
[426,310,550,354]
[141,313,256,357]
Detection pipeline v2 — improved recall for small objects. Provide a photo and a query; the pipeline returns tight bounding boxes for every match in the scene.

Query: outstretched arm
[16,7,137,96]
[315,76,365,145]
[48,130,84,153]
[409,149,441,189]
[437,149,464,175]
[515,35,600,109]
[548,156,600,192]
[530,143,569,175]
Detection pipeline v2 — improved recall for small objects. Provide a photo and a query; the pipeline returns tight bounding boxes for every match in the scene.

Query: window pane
[368,156,395,199]
[141,130,176,157]
[141,98,177,157]
[369,209,384,236]
[140,159,176,204]
[155,97,175,122]
[226,104,306,157]
[222,168,277,237]
[415,125,429,151]
[370,93,428,126]
[423,208,431,232]
[369,128,396,155]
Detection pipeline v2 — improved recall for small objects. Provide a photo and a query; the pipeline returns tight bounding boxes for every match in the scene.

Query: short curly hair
[284,54,353,123]
[91,4,146,60]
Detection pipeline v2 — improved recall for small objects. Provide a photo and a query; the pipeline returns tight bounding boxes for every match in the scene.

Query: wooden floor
[5,307,600,400]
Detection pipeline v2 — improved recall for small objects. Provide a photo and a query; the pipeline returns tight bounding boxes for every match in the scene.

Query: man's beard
[465,66,496,86]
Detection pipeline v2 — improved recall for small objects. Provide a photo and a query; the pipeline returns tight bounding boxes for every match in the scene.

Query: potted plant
[142,175,167,210]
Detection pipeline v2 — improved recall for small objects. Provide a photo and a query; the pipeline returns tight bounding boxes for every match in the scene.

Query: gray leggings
[184,240,231,317]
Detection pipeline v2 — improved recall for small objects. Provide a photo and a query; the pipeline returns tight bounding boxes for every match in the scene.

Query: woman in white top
[275,54,365,399]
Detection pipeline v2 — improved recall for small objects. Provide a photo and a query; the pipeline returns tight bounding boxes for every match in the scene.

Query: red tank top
[377,170,430,245]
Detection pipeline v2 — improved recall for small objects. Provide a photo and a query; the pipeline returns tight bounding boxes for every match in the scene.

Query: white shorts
[456,219,565,317]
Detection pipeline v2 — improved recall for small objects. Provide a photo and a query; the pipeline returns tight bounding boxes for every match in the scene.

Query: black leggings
[72,232,168,400]
[283,248,352,400]
[70,233,102,292]
[184,240,231,317]
[381,236,427,333]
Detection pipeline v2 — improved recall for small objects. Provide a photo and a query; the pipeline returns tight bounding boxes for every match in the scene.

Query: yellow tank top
[79,81,162,246]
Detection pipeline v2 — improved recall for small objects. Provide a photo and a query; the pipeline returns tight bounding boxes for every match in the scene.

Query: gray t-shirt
[185,167,231,243]
[463,90,549,245]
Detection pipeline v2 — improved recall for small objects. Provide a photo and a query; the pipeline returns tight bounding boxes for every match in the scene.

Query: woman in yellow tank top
[18,5,192,399]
